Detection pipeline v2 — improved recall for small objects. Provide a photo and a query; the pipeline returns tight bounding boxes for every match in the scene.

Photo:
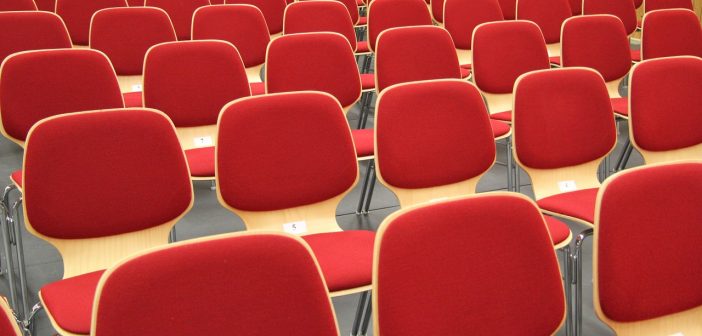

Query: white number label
[558,180,577,192]
[131,84,143,92]
[193,136,213,147]
[283,221,307,234]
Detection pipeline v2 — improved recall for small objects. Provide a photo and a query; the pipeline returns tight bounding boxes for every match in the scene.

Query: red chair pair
[0,0,37,11]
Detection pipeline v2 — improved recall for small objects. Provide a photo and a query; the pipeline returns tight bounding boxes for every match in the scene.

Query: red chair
[0,11,72,64]
[55,0,127,46]
[0,298,20,336]
[373,193,566,335]
[192,5,270,94]
[497,0,516,19]
[34,0,54,11]
[640,9,702,61]
[0,0,37,11]
[582,0,637,36]
[366,0,432,53]
[593,161,702,336]
[143,40,251,181]
[22,108,193,335]
[443,0,504,69]
[225,0,287,35]
[560,15,632,118]
[216,91,375,334]
[145,0,210,40]
[515,0,571,60]
[643,0,692,12]
[89,7,178,107]
[92,233,339,335]
[628,56,702,164]
[127,0,143,4]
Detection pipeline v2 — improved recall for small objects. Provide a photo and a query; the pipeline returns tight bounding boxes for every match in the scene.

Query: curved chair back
[225,0,287,34]
[0,299,21,336]
[145,0,210,40]
[640,9,702,60]
[367,0,432,52]
[55,0,127,45]
[582,0,637,35]
[283,1,358,52]
[516,0,571,46]
[0,0,37,11]
[0,11,72,64]
[443,0,503,64]
[643,0,692,12]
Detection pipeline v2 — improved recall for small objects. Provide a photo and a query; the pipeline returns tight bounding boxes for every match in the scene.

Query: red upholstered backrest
[367,0,432,52]
[497,0,516,18]
[641,9,702,60]
[127,0,144,5]
[444,0,503,50]
[583,0,637,35]
[0,0,37,11]
[569,0,582,14]
[630,56,702,152]
[596,162,702,322]
[561,15,631,81]
[472,21,550,94]
[34,0,54,11]
[375,194,565,335]
[516,0,571,43]
[375,26,460,93]
[284,1,357,51]
[225,0,287,34]
[90,7,177,76]
[0,299,20,336]
[55,0,127,45]
[217,92,358,211]
[143,40,251,127]
[0,49,124,143]
[266,33,361,107]
[645,0,692,11]
[93,233,338,336]
[431,0,445,22]
[192,5,270,68]
[0,11,72,64]
[145,0,210,40]
[23,109,193,239]
[514,68,616,169]
[376,79,495,189]
[329,0,361,24]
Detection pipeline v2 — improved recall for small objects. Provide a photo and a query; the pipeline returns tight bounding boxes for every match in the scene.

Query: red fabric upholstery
[266,33,361,108]
[225,0,287,34]
[514,68,616,169]
[122,92,142,107]
[490,110,511,122]
[249,82,265,95]
[472,21,550,94]
[497,0,516,19]
[0,11,72,64]
[367,0,432,52]
[284,1,358,51]
[516,0,572,43]
[431,0,445,22]
[127,0,144,5]
[561,15,632,81]
[597,162,702,322]
[10,170,21,187]
[93,234,339,335]
[537,188,598,222]
[444,0,503,49]
[0,300,19,336]
[90,7,177,75]
[184,146,215,177]
[357,15,367,25]
[582,0,637,35]
[351,128,374,157]
[460,63,472,69]
[549,56,561,64]
[544,216,571,244]
[644,0,693,11]
[491,119,511,138]
[40,270,103,335]
[375,26,461,93]
[630,48,641,61]
[0,49,124,142]
[376,195,565,335]
[356,40,370,53]
[376,80,495,189]
[55,0,127,45]
[217,92,358,211]
[302,230,374,292]
[145,0,209,40]
[630,56,702,152]
[610,97,628,116]
[192,5,270,68]
[143,41,251,127]
[635,0,643,8]
[569,0,582,14]
[0,0,37,11]
[320,0,362,24]
[23,109,192,239]
[641,9,702,60]
[34,0,55,11]
[460,67,470,78]
[360,73,375,90]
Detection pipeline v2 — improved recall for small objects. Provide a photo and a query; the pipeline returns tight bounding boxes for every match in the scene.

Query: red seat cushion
[249,82,265,96]
[491,119,511,138]
[610,97,628,116]
[40,270,104,335]
[301,230,374,292]
[549,56,561,65]
[184,146,215,178]
[637,18,641,29]
[10,170,21,188]
[356,0,364,5]
[544,216,570,245]
[460,63,472,70]
[351,128,374,157]
[630,49,641,62]
[123,91,143,107]
[491,110,512,122]
[460,67,471,78]
[360,73,375,90]
[357,16,367,25]
[537,188,599,223]
[356,40,370,53]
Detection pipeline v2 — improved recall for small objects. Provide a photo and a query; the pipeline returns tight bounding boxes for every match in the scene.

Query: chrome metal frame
[573,228,593,336]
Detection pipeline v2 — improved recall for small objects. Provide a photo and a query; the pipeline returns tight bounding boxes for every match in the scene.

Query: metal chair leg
[358,292,372,336]
[11,198,29,320]
[0,192,18,313]
[562,245,573,336]
[356,92,369,129]
[169,226,177,243]
[350,291,369,336]
[356,161,373,214]
[506,138,514,192]
[361,164,376,214]
[614,139,633,172]
[359,91,374,129]
[573,228,593,336]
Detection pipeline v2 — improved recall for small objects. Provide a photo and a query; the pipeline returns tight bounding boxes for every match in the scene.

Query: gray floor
[0,91,642,335]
